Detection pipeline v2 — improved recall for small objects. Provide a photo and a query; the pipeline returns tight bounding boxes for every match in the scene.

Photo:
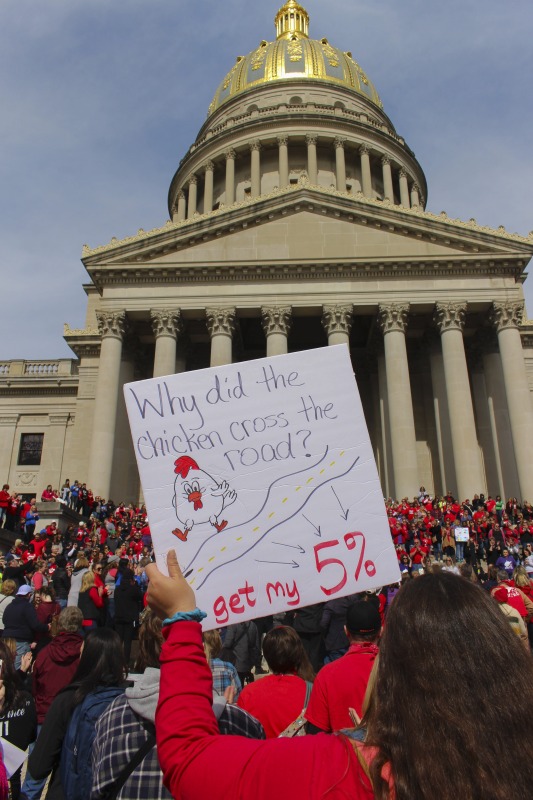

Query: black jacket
[51,568,70,601]
[28,684,78,800]
[3,596,48,641]
[114,581,143,625]
[223,621,260,673]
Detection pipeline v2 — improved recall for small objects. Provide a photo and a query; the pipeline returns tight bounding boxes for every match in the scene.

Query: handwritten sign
[124,345,400,629]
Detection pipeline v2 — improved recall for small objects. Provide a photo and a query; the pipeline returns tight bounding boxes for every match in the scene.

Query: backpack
[60,685,124,800]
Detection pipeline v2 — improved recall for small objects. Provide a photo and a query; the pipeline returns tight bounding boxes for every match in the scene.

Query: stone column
[151,310,182,378]
[410,182,420,208]
[206,308,236,367]
[399,170,410,207]
[278,136,289,189]
[0,415,19,483]
[322,305,353,346]
[203,161,214,214]
[378,304,418,499]
[261,307,291,356]
[334,137,346,192]
[306,134,318,184]
[88,310,127,498]
[359,145,372,198]
[434,303,485,499]
[381,156,394,202]
[176,190,186,221]
[225,149,236,205]
[250,140,261,198]
[491,301,533,500]
[187,175,198,218]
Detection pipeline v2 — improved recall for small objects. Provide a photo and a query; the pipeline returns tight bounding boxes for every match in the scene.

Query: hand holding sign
[146,549,196,619]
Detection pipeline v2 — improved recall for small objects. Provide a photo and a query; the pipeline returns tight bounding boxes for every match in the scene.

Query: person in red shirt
[409,537,429,571]
[236,626,314,738]
[305,600,380,733]
[0,484,10,528]
[485,496,496,516]
[30,531,47,559]
[40,485,57,502]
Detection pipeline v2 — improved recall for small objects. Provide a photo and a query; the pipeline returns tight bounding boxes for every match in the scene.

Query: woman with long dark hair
[26,628,126,800]
[147,551,533,800]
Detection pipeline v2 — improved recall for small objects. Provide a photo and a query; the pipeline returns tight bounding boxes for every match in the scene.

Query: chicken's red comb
[174,456,199,478]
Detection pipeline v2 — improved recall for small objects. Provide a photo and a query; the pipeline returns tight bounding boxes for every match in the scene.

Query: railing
[0,360,78,377]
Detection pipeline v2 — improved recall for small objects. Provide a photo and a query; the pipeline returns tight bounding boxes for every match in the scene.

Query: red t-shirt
[30,538,47,558]
[237,674,307,738]
[305,642,379,732]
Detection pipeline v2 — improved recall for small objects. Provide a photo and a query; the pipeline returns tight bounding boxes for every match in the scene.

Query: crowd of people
[0,481,529,798]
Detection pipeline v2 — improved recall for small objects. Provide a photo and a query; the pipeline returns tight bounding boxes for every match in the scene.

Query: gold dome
[208,2,382,117]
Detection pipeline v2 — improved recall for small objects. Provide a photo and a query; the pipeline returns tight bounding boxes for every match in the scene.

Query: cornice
[82,182,533,265]
[63,324,101,359]
[87,257,526,288]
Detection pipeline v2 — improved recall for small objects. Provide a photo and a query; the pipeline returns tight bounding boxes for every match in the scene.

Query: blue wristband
[162,608,207,627]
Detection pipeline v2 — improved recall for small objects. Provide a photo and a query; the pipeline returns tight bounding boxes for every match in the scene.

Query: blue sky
[1,0,532,359]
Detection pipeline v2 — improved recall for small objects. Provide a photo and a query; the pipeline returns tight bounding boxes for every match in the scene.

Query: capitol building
[1,1,532,504]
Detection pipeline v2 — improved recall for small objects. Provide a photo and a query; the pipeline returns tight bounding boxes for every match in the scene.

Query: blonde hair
[2,638,16,658]
[75,557,89,570]
[1,579,16,597]
[513,566,531,589]
[203,629,222,661]
[80,571,95,593]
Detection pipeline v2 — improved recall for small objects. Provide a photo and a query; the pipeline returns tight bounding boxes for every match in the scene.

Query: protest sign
[124,344,400,629]
[454,527,470,543]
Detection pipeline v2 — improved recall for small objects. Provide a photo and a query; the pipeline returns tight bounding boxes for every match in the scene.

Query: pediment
[142,211,472,265]
[83,186,533,274]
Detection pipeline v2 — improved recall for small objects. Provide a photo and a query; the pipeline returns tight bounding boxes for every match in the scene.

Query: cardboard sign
[124,345,400,629]
[454,526,470,542]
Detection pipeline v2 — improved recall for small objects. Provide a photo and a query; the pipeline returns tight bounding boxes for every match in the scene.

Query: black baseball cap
[346,601,382,635]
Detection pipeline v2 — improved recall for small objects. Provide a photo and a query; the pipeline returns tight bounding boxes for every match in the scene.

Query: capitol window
[18,433,44,466]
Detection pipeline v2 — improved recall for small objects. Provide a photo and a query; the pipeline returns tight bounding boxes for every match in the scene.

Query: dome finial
[275,1,310,40]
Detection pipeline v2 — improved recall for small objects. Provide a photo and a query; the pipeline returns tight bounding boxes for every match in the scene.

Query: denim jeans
[14,640,31,670]
[21,725,45,800]
[455,542,464,561]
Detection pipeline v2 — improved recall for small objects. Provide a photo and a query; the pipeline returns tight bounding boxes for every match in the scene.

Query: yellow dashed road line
[194,451,348,574]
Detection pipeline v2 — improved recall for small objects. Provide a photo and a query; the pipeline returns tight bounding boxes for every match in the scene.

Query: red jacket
[157,621,375,800]
[32,632,83,723]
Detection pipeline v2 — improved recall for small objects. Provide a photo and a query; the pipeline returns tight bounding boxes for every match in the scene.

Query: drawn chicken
[171,455,237,542]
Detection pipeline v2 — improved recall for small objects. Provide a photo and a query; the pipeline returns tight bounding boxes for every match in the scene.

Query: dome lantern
[275,0,310,39]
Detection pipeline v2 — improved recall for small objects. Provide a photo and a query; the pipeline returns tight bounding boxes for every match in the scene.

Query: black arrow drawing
[273,541,306,554]
[255,559,300,569]
[331,486,350,520]
[302,513,321,537]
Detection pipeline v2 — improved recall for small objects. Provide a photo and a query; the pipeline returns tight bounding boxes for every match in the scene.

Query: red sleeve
[157,622,373,800]
[32,573,44,591]
[89,587,105,609]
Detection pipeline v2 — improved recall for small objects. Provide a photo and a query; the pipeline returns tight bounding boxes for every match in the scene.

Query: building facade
[1,1,533,503]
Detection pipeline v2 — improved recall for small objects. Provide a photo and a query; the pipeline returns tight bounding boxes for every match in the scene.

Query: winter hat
[346,601,382,635]
[493,587,509,604]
